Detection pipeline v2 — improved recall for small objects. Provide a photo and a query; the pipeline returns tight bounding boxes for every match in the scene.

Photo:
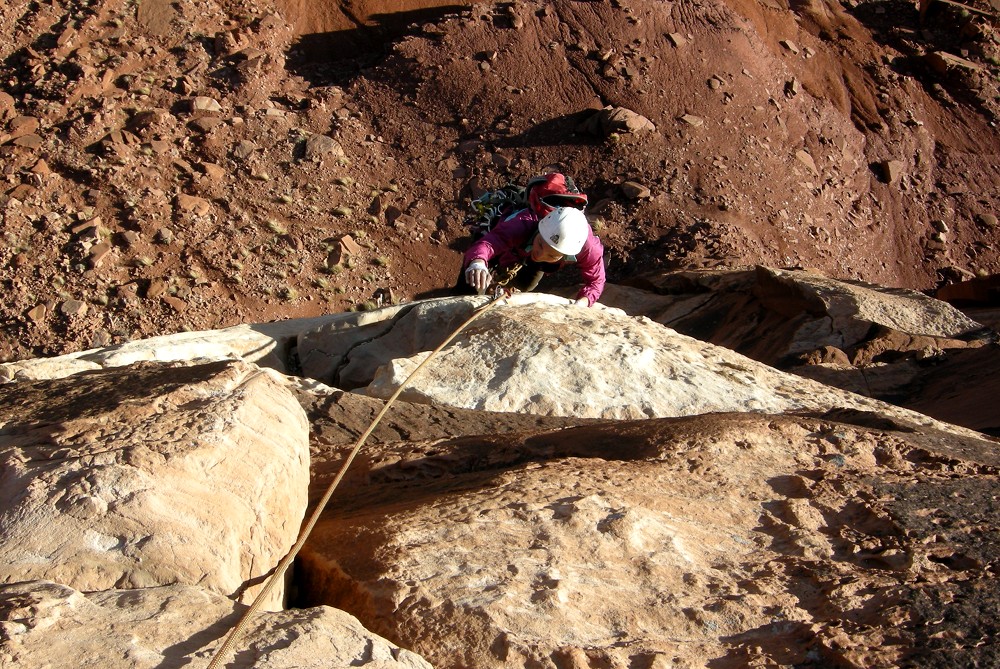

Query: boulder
[577,105,656,136]
[175,193,211,216]
[303,133,345,160]
[603,267,984,366]
[190,96,223,113]
[0,580,431,668]
[298,410,1000,669]
[0,290,997,669]
[0,360,309,610]
[3,274,990,435]
[296,294,980,433]
[595,268,998,433]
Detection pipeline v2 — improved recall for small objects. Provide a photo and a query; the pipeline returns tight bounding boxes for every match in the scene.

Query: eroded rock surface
[299,295,982,434]
[0,580,431,668]
[298,411,1000,669]
[7,283,990,437]
[1,284,996,668]
[597,268,999,434]
[0,360,308,610]
[0,316,346,382]
[604,267,986,366]
[1,0,997,663]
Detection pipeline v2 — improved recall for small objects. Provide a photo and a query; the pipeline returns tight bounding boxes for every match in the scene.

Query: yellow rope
[206,296,504,669]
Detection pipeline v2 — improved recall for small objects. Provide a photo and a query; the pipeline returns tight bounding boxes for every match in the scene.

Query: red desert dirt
[0,0,997,362]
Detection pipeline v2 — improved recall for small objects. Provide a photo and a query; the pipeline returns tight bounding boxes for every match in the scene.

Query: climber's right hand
[465,259,492,293]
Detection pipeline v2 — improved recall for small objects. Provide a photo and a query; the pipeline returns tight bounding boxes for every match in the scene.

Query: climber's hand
[465,259,492,293]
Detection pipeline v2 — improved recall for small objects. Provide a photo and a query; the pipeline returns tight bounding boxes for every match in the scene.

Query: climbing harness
[205,294,507,669]
[490,233,557,292]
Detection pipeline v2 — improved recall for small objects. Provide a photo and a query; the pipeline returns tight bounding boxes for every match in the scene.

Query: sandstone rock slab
[305,296,980,435]
[605,267,984,365]
[0,360,309,610]
[0,315,356,382]
[0,580,431,669]
[299,411,1000,669]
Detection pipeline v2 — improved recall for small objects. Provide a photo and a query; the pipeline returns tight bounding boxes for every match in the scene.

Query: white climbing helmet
[537,207,590,256]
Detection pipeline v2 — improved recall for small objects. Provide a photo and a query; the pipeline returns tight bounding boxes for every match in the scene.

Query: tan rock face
[5,268,992,438]
[0,278,996,667]
[598,268,999,434]
[605,267,984,366]
[0,280,997,668]
[0,360,309,610]
[298,296,976,435]
[0,580,431,669]
[298,411,1000,669]
[0,316,342,382]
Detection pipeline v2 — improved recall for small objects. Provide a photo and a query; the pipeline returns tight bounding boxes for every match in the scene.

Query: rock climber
[455,175,606,306]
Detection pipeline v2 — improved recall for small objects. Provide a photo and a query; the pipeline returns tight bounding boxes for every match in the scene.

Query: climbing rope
[205,294,505,669]
[493,261,523,288]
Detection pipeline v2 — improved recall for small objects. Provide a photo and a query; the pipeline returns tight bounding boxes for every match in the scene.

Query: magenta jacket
[464,208,606,306]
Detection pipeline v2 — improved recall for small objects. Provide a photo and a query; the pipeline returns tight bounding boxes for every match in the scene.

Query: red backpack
[466,173,588,238]
[526,173,589,217]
